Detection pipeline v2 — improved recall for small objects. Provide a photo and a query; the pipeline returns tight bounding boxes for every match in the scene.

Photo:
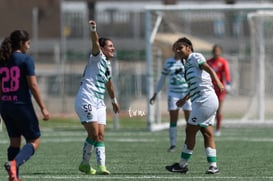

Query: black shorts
[0,103,41,141]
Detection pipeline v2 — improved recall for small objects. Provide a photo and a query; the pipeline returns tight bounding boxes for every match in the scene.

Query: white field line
[0,138,156,144]
[1,135,273,145]
[20,175,273,180]
[41,130,153,137]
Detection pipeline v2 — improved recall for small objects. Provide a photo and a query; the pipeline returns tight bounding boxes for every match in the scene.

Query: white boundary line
[20,175,273,180]
[1,136,273,145]
[150,119,273,131]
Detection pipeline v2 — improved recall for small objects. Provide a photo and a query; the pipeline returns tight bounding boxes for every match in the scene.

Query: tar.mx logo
[128,107,146,118]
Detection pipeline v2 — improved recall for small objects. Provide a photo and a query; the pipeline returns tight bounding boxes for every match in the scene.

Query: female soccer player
[0,30,50,181]
[207,44,231,136]
[150,41,191,152]
[74,20,120,175]
[165,37,224,174]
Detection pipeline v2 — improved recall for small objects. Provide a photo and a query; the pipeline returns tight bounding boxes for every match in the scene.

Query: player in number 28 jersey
[0,30,50,181]
[0,51,33,103]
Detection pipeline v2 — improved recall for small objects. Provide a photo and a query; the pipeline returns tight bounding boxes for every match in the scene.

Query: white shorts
[188,94,218,127]
[168,96,192,111]
[74,95,106,125]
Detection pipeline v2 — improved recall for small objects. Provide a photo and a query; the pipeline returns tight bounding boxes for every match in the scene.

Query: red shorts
[215,90,226,101]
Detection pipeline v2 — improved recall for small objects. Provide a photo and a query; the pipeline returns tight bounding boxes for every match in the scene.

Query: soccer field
[0,118,273,181]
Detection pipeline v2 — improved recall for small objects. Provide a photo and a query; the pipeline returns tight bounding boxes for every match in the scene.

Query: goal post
[145,3,273,131]
[246,11,273,122]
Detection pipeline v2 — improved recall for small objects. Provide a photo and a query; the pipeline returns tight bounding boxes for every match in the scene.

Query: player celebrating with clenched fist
[74,20,120,175]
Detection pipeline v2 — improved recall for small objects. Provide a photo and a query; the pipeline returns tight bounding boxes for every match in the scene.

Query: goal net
[145,3,273,131]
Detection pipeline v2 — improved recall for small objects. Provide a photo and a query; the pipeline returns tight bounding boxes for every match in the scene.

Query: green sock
[180,144,193,167]
[206,147,217,167]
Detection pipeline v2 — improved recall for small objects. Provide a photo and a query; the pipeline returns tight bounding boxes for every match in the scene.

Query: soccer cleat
[4,160,23,181]
[206,166,220,174]
[167,145,176,152]
[79,163,96,175]
[98,165,111,175]
[165,162,188,174]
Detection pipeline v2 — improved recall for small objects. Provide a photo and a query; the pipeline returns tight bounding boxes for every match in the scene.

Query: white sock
[206,147,217,167]
[82,138,94,164]
[95,142,106,166]
[169,125,177,146]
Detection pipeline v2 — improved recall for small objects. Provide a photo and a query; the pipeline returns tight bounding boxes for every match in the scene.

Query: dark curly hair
[0,30,29,65]
[176,37,194,52]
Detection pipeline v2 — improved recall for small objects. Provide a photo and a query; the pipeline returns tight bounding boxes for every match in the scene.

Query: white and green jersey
[184,53,214,103]
[77,51,111,101]
[156,57,189,98]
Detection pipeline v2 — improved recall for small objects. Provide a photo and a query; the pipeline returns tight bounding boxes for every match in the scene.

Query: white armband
[89,24,96,32]
[111,97,118,104]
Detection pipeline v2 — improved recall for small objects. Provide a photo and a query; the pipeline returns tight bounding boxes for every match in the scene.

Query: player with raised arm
[165,37,224,174]
[207,44,231,136]
[74,20,120,175]
[0,30,50,181]
[150,41,191,152]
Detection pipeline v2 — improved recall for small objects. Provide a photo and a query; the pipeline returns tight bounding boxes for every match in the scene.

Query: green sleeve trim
[92,52,100,57]
[198,61,206,68]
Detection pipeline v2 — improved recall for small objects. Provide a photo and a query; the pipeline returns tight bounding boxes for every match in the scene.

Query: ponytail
[0,37,12,65]
[0,30,29,65]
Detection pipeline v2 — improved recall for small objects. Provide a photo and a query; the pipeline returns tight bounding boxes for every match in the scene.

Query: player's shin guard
[180,144,193,167]
[206,147,217,167]
[95,142,106,166]
[169,122,177,146]
[82,137,95,164]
